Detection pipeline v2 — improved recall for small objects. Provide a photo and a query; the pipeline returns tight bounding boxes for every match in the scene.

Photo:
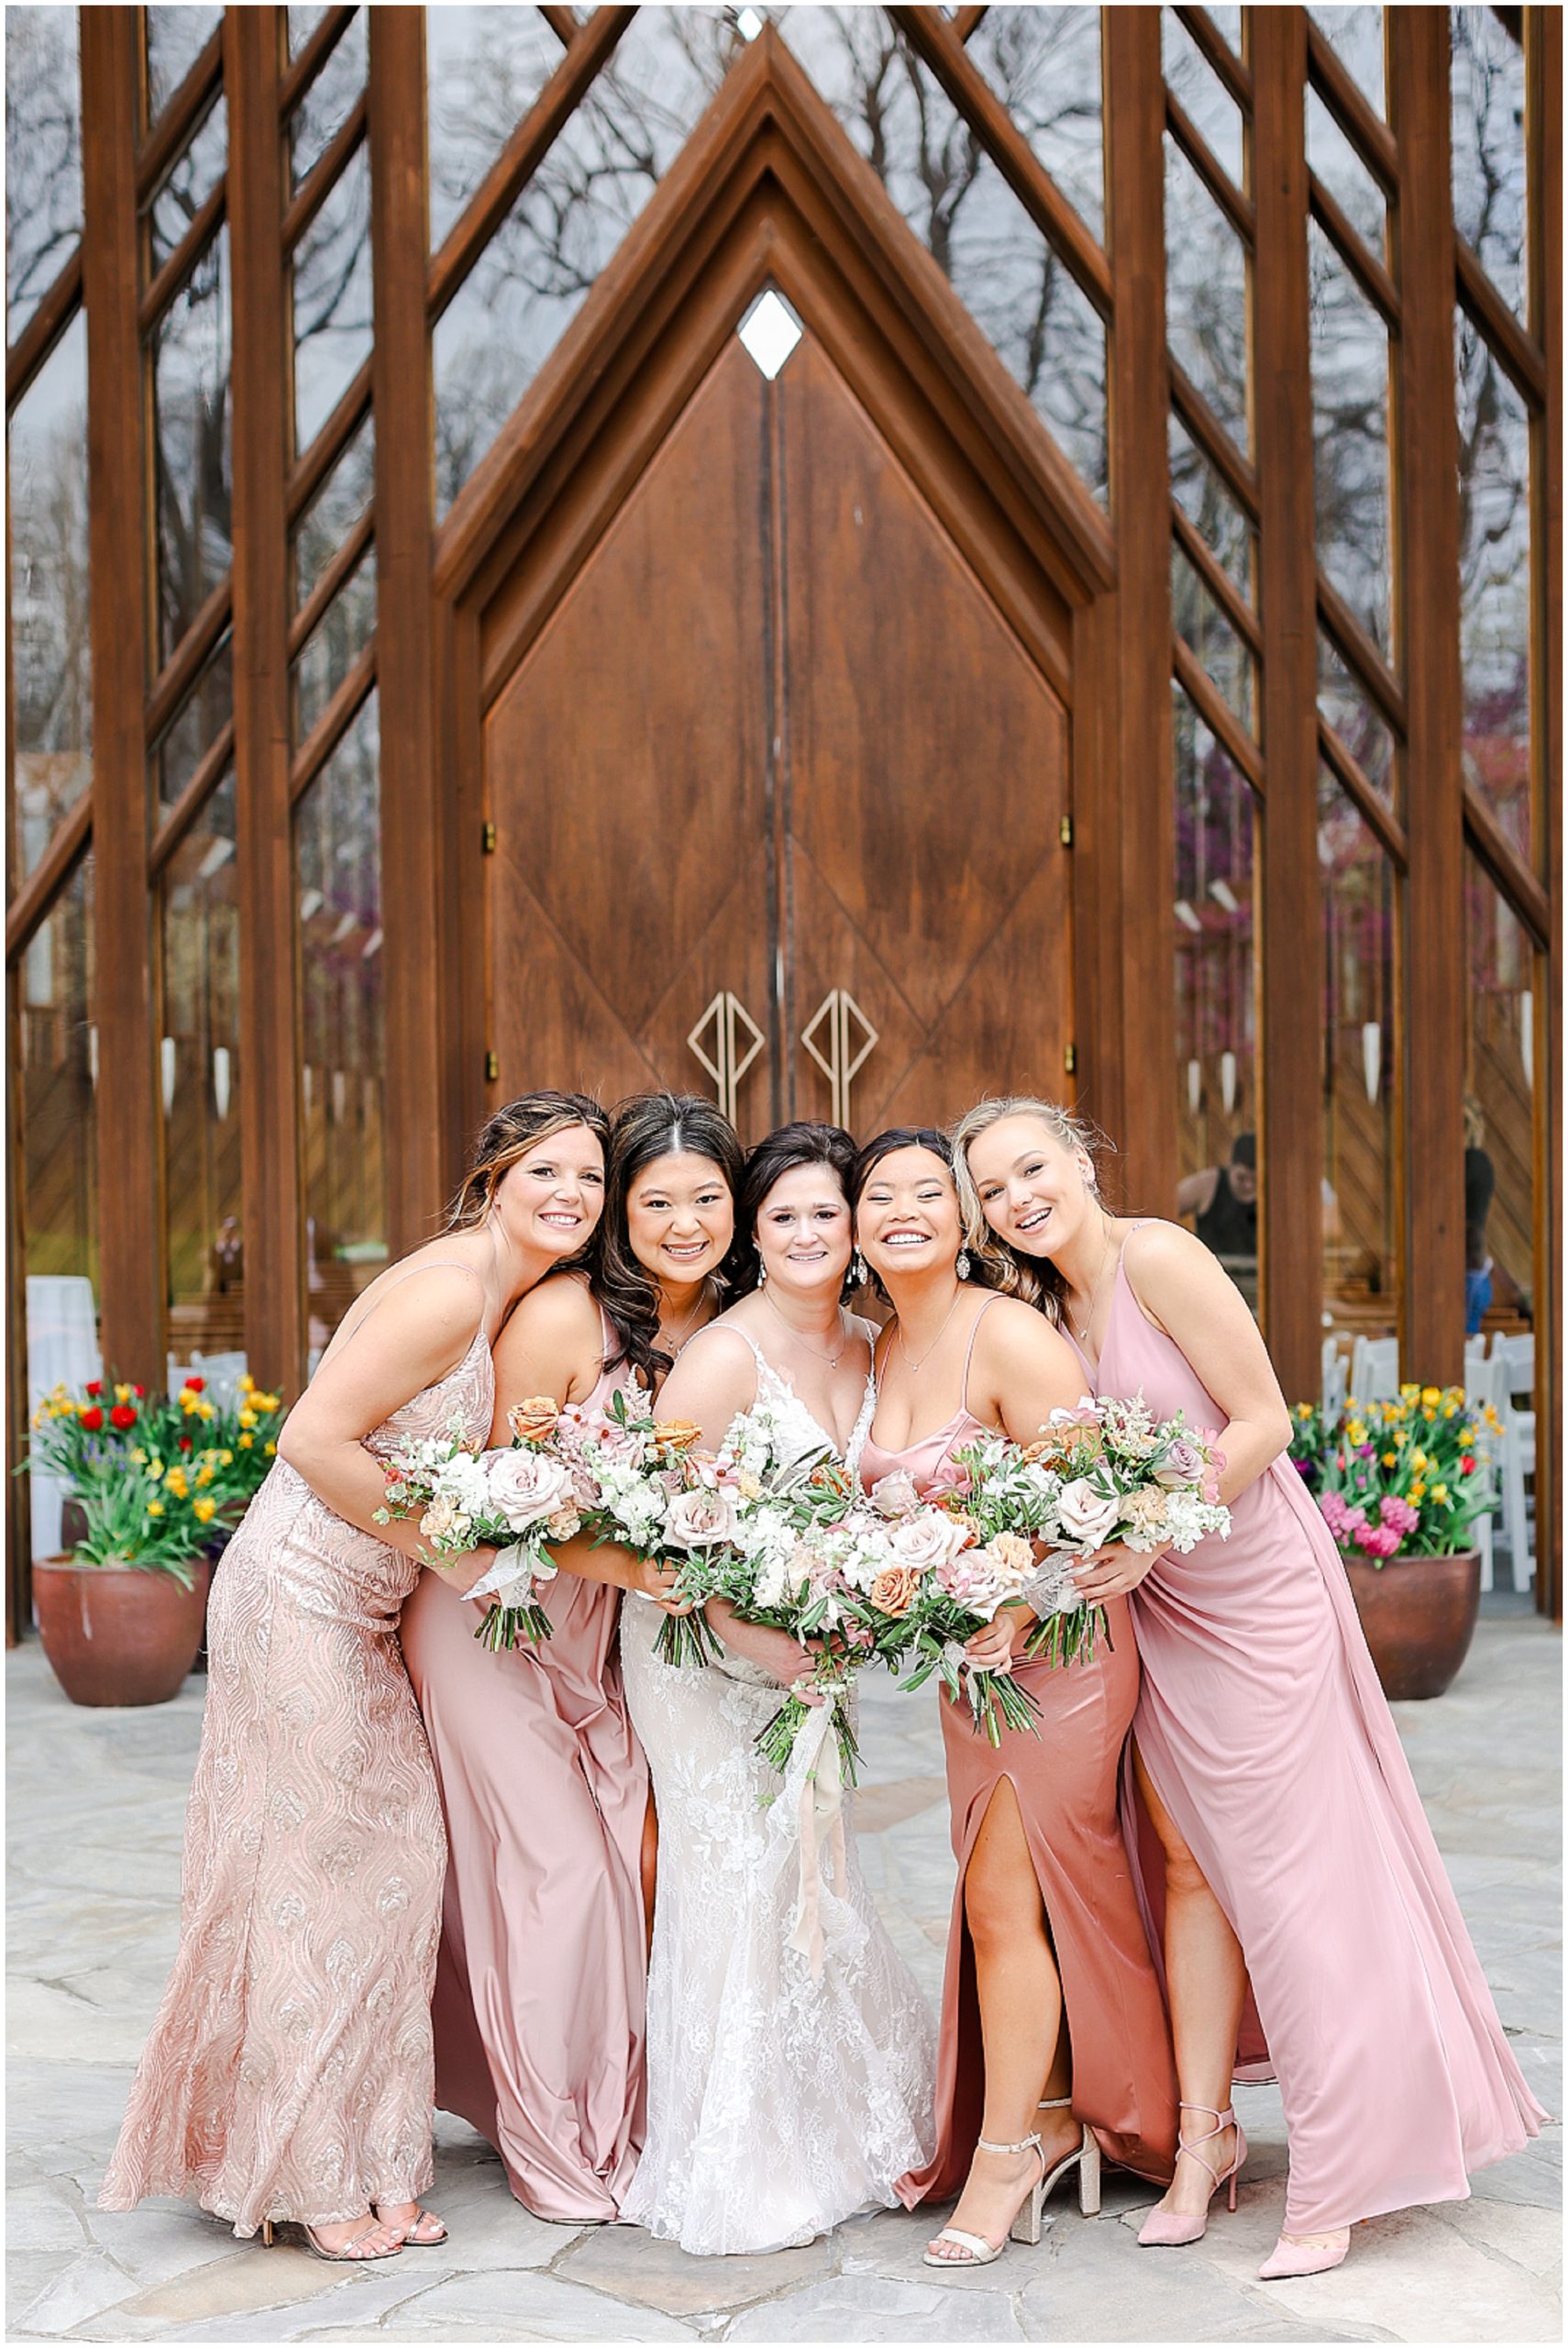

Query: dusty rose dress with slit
[1078,1227,1546,2232]
[854,1303,1178,2204]
[400,1315,647,2221]
[100,1316,490,2236]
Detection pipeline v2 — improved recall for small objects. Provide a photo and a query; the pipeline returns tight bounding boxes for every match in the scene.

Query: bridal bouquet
[374,1412,580,1650]
[551,1390,733,1668]
[1021,1394,1231,1567]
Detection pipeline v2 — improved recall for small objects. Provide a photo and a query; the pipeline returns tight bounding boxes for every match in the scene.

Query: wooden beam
[80,10,166,1388]
[227,6,306,1392]
[1455,232,1548,408]
[1172,633,1264,790]
[148,720,237,879]
[145,572,232,743]
[368,8,443,1259]
[891,7,1113,319]
[1527,0,1561,1615]
[1170,359,1260,519]
[1306,16,1398,193]
[285,355,371,515]
[1389,8,1465,1386]
[279,5,357,120]
[1461,785,1551,949]
[287,505,374,659]
[137,22,225,201]
[952,6,988,42]
[1171,499,1263,654]
[1251,9,1324,1402]
[1316,565,1408,736]
[137,173,226,336]
[281,88,368,258]
[1318,712,1409,868]
[6,246,83,414]
[538,5,580,45]
[4,796,93,965]
[1104,10,1177,1217]
[1174,6,1253,115]
[427,9,635,324]
[289,640,375,803]
[1308,169,1400,327]
[1165,89,1255,244]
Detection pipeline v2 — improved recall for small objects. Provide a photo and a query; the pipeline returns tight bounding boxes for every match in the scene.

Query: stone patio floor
[7,1601,1561,2345]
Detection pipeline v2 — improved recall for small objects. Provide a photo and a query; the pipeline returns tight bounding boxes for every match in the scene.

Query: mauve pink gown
[1081,1227,1546,2233]
[856,1303,1178,2205]
[400,1316,647,2221]
[100,1315,489,2235]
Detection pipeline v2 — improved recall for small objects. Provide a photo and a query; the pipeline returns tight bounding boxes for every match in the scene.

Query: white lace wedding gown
[618,1333,936,2254]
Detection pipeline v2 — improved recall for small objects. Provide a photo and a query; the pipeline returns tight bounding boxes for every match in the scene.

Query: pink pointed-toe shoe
[1137,2101,1247,2248]
[1258,2229,1350,2279]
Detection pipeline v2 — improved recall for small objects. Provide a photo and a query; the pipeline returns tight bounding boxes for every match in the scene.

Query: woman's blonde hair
[949,1095,1113,1324]
[444,1091,609,1232]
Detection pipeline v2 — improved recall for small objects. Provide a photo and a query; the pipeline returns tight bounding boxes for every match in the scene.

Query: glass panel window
[1463,858,1536,1337]
[1456,310,1531,864]
[1173,547,1255,736]
[1320,771,1397,1346]
[1173,686,1258,1313]
[1306,84,1386,253]
[968,6,1104,246]
[1162,8,1244,188]
[1451,5,1526,316]
[148,94,227,277]
[1308,217,1391,655]
[426,6,567,252]
[1169,415,1255,604]
[435,8,737,514]
[296,692,386,1365]
[290,7,329,61]
[150,222,233,664]
[9,309,91,886]
[6,6,83,343]
[1308,6,1385,116]
[145,6,222,126]
[288,7,367,188]
[18,854,99,1555]
[1318,635,1396,807]
[292,552,377,747]
[1165,136,1250,457]
[1203,8,1242,56]
[293,141,372,452]
[154,634,233,813]
[292,413,376,617]
[161,770,244,1374]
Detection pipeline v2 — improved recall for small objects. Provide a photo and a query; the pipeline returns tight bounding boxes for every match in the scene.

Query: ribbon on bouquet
[785,1687,850,1980]
[940,1635,1012,1678]
[465,1539,554,1608]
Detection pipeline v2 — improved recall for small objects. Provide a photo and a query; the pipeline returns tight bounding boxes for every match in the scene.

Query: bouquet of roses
[1024,1395,1231,1570]
[554,1390,734,1668]
[374,1408,581,1650]
[940,1432,1111,1669]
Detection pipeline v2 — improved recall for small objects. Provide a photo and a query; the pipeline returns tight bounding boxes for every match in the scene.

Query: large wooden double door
[484,324,1070,1146]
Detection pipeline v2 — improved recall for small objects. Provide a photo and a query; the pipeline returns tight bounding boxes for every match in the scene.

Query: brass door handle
[688,991,766,1124]
[801,989,878,1128]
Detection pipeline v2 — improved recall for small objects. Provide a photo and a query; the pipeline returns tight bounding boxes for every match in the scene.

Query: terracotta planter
[1344,1549,1482,1701]
[32,1555,211,1708]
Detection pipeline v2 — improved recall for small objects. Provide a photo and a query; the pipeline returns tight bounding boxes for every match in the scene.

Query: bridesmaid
[99,1094,608,2261]
[399,1098,715,2221]
[955,1095,1547,2278]
[849,1129,1176,2270]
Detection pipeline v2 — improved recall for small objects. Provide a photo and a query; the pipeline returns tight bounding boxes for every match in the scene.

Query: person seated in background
[1176,1134,1257,1297]
[1463,1097,1496,1336]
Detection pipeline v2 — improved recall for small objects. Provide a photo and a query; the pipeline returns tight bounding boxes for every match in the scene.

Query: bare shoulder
[976,1291,1076,1373]
[498,1270,602,1348]
[352,1256,485,1342]
[1121,1219,1237,1317]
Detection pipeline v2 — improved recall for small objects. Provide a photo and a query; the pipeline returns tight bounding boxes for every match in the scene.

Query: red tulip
[80,1407,104,1433]
[1461,1456,1475,1475]
[84,1380,103,1398]
[184,1377,205,1393]
[133,1384,146,1399]
[178,1436,193,1452]
[109,1403,137,1430]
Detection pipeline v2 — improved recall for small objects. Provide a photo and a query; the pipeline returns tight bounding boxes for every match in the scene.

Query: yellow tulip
[1420,1386,1441,1405]
[1459,1426,1475,1445]
[147,1458,164,1482]
[238,1371,255,1391]
[193,1497,217,1523]
[1409,1481,1426,1502]
[237,1408,258,1431]
[264,1440,277,1456]
[238,1434,253,1449]
[218,1448,234,1467]
[146,1499,164,1517]
[1431,1484,1450,1505]
[114,1382,134,1404]
[1382,1452,1397,1468]
[197,1401,215,1421]
[1346,1421,1366,1445]
[196,1464,215,1486]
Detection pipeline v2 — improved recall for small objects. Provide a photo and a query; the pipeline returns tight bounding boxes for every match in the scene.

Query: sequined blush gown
[1077,1224,1546,2234]
[619,1330,936,2255]
[852,1299,1179,2207]
[100,1287,491,2237]
[401,1310,648,2221]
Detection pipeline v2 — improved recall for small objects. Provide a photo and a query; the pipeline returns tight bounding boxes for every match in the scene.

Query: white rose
[1055,1477,1121,1550]
[869,1469,922,1521]
[885,1509,972,1575]
[664,1483,742,1550]
[484,1448,577,1533]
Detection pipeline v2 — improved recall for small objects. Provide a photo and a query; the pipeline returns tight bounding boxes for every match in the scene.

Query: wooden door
[485,323,1070,1141]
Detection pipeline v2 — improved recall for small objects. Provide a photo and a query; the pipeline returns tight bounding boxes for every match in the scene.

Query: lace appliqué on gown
[619,1345,935,2254]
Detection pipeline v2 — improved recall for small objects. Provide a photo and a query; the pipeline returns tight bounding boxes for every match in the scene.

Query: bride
[618,1122,935,2255]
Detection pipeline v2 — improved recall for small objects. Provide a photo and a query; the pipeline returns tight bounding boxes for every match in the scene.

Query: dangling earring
[957,1248,971,1280]
[851,1247,867,1287]
[756,1242,767,1286]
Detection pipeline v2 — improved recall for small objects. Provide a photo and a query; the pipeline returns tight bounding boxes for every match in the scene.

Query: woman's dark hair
[444,1091,608,1235]
[730,1122,858,1303]
[597,1093,745,1383]
[848,1126,1002,1302]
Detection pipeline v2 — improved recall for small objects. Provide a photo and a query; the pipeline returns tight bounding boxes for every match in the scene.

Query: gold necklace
[896,1285,965,1376]
[1066,1230,1116,1342]
[761,1287,848,1368]
[659,1283,710,1358]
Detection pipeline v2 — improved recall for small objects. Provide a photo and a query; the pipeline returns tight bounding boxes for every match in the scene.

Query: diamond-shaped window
[737,288,802,381]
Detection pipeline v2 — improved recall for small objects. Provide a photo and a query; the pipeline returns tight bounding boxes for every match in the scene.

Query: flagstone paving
[7,1600,1559,2344]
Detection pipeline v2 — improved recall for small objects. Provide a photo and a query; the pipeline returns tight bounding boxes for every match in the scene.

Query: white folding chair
[1460,1354,1506,1592]
[1321,1336,1349,1416]
[1350,1335,1400,1404]
[1486,1337,1536,1589]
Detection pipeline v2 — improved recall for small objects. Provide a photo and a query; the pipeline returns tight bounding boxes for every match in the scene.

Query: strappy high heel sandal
[378,2204,447,2246]
[922,2131,1046,2268]
[1137,2101,1247,2247]
[1037,2094,1101,2215]
[260,2217,405,2263]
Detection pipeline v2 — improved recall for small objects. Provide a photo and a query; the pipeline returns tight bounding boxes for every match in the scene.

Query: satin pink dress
[100,1307,487,2235]
[401,1314,647,2221]
[1080,1228,1546,2232]
[856,1302,1178,2204]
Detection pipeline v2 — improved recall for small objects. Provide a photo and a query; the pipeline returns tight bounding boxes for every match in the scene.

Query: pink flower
[936,1555,979,1603]
[1154,1436,1205,1487]
[1379,1495,1418,1534]
[868,1469,922,1521]
[1354,1523,1400,1558]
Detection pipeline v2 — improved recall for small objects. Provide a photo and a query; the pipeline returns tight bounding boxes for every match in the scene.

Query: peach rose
[652,1418,702,1456]
[868,1563,922,1619]
[508,1397,560,1445]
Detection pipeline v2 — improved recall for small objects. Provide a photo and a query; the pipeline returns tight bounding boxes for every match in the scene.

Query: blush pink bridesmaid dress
[855,1302,1178,2205]
[1081,1225,1547,2235]
[400,1310,647,2221]
[101,1284,490,2237]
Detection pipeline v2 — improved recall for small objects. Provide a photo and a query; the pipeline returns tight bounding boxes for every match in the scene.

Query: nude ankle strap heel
[1037,2096,1101,2216]
[1137,2102,1247,2249]
[922,2132,1045,2265]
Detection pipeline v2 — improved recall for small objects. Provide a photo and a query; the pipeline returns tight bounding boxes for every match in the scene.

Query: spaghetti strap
[329,1257,487,1357]
[958,1294,1003,1414]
